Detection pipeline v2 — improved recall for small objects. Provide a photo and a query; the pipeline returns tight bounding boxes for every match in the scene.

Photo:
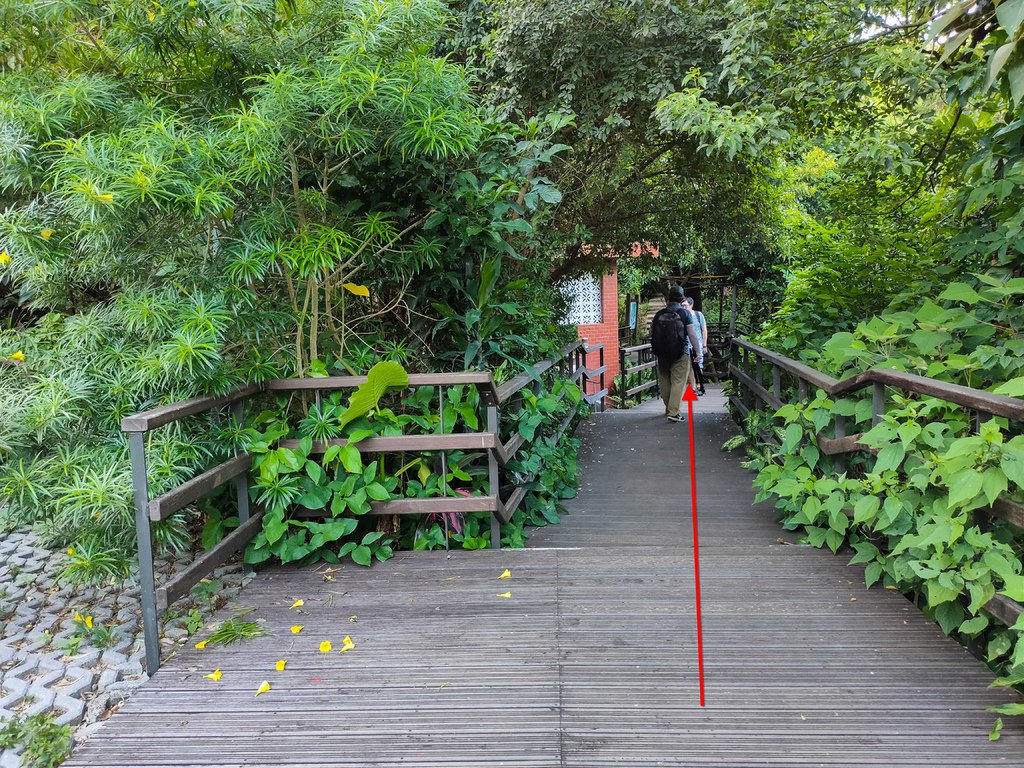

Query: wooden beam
[156,509,265,613]
[149,454,253,522]
[122,383,261,433]
[280,433,497,455]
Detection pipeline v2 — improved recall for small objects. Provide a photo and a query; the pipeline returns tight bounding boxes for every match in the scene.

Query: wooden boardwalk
[67,387,1024,766]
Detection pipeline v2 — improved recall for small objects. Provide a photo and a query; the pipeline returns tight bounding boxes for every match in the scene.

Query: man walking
[650,286,703,422]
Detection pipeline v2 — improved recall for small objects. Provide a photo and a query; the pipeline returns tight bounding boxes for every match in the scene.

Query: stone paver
[0,530,253,765]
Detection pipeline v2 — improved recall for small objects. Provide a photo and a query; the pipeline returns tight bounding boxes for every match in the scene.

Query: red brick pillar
[576,268,620,405]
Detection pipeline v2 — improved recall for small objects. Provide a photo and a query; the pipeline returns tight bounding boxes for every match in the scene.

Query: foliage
[0,0,573,561]
[204,609,268,646]
[0,713,71,768]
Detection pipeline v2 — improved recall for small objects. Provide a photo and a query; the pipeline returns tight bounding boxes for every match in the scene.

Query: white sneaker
[666,414,685,423]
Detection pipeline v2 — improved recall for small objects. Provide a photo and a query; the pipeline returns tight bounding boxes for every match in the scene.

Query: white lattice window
[560,275,602,325]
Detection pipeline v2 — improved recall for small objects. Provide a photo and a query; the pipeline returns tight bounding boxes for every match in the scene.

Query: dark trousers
[690,351,706,391]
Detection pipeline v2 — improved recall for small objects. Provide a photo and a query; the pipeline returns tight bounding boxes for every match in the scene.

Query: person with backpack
[650,286,704,422]
[683,296,708,396]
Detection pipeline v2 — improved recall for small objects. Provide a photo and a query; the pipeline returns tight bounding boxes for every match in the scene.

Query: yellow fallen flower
[348,615,357,622]
[319,640,332,653]
[290,599,304,609]
[84,616,93,629]
[291,625,304,634]
[67,547,75,556]
[338,636,355,653]
[275,659,287,671]
[40,230,53,239]
[0,250,9,265]
[342,282,370,297]
[10,351,24,362]
[255,680,270,696]
[195,640,208,650]
[498,569,511,579]
[496,592,511,599]
[73,613,84,623]
[203,669,222,681]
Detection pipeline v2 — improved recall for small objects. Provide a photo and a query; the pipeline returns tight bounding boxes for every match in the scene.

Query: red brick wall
[577,268,619,405]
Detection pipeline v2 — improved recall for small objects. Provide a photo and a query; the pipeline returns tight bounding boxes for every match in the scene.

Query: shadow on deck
[65,385,1024,767]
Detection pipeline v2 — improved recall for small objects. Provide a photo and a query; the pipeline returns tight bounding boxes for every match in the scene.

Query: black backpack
[650,307,688,364]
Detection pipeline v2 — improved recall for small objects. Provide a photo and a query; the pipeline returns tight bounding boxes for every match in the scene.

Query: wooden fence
[123,341,606,675]
[728,337,1024,631]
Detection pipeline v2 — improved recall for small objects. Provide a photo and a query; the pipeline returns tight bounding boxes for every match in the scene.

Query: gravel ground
[0,530,253,767]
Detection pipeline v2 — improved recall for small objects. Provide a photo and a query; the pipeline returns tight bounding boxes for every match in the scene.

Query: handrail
[732,338,1024,419]
[728,336,1024,631]
[124,340,598,675]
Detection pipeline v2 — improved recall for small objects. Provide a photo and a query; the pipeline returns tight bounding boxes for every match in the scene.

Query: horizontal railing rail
[728,336,1024,631]
[124,339,601,675]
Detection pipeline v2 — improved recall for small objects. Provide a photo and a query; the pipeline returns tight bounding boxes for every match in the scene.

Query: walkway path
[65,387,1024,766]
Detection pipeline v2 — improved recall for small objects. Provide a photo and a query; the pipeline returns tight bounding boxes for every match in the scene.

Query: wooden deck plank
[66,386,1024,767]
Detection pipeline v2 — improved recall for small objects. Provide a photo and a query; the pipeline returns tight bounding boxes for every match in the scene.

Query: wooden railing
[728,337,1024,630]
[618,342,660,405]
[124,341,602,674]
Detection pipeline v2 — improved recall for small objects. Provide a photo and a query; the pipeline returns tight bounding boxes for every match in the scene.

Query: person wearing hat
[649,286,703,422]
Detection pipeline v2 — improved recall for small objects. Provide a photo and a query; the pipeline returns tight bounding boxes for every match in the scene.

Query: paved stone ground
[0,530,252,767]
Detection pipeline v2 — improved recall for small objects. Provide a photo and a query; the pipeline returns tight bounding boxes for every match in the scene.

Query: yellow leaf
[40,230,53,239]
[496,592,511,599]
[417,461,431,485]
[498,569,511,579]
[195,640,208,650]
[339,636,355,653]
[203,669,222,681]
[342,282,370,297]
[10,351,24,362]
[275,659,287,671]
[319,640,332,653]
[98,193,114,202]
[85,616,93,629]
[290,599,304,609]
[291,625,304,634]
[148,10,155,21]
[255,680,270,696]
[0,250,9,265]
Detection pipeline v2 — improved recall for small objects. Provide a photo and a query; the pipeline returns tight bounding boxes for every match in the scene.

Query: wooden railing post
[598,345,606,412]
[487,405,501,549]
[834,414,847,474]
[872,383,885,426]
[772,364,782,401]
[231,400,253,576]
[128,432,160,676]
[619,345,627,408]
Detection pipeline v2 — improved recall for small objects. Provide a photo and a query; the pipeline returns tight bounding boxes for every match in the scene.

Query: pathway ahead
[66,387,1024,767]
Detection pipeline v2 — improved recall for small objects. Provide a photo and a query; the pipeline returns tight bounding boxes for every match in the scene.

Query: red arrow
[682,384,706,706]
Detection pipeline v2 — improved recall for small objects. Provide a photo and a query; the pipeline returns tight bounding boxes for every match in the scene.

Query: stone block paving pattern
[0,530,252,767]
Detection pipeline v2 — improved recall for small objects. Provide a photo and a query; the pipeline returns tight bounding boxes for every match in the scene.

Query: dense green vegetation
[1,0,1024,722]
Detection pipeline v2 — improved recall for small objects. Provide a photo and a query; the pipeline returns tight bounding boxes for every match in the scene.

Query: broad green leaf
[996,0,1024,38]
[338,361,409,429]
[958,615,989,636]
[338,444,362,474]
[351,544,372,566]
[947,467,984,507]
[937,282,981,304]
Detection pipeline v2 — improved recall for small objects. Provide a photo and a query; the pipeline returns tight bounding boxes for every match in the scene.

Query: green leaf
[937,282,981,304]
[338,361,409,430]
[264,510,289,545]
[934,601,965,633]
[853,494,880,524]
[981,468,1008,506]
[988,631,1014,661]
[988,703,1024,716]
[989,41,1018,87]
[947,468,984,507]
[478,257,502,307]
[338,444,362,474]
[873,443,906,474]
[958,615,989,636]
[351,545,372,566]
[364,482,390,501]
[997,0,1024,38]
[989,718,1003,742]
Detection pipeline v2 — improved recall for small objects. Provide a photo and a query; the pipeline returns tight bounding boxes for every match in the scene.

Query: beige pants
[658,355,692,418]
